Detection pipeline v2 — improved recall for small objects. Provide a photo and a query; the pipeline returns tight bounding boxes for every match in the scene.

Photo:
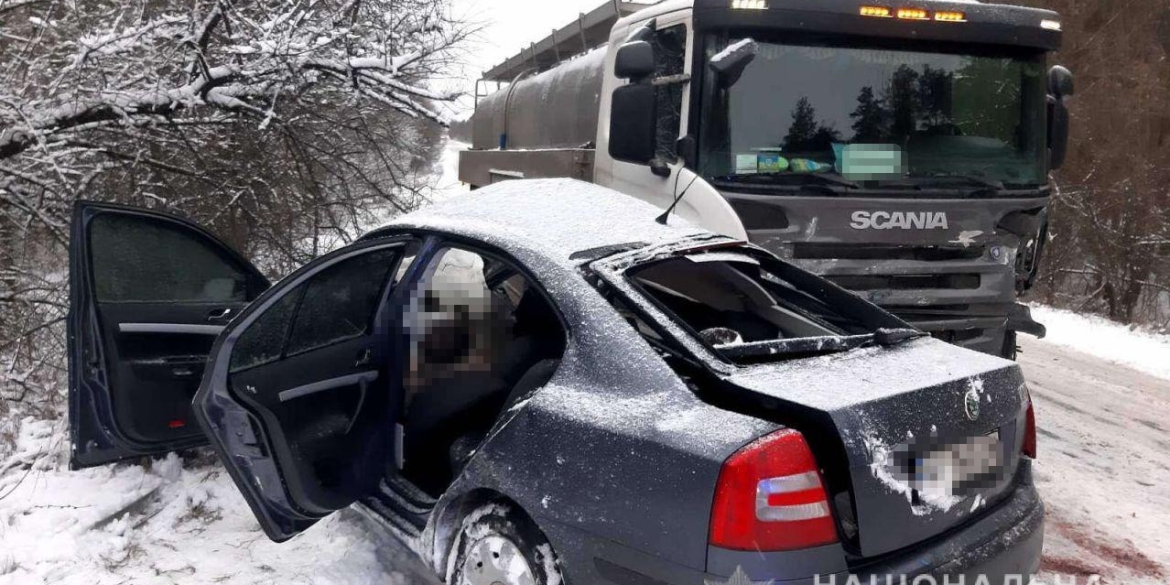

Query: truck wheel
[447,504,563,585]
[1001,330,1018,360]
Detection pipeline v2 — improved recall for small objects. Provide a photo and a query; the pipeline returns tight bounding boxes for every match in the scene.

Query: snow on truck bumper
[547,464,1043,585]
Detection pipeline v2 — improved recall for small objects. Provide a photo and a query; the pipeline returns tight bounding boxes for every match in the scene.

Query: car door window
[90,212,258,303]
[285,249,401,356]
[230,246,405,372]
[230,290,300,372]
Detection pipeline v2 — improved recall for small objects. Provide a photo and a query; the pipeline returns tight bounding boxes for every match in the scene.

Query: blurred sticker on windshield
[841,144,905,180]
[735,154,759,174]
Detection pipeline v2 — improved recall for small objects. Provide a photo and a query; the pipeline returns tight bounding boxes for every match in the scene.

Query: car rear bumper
[563,465,1043,585]
[842,481,1044,585]
[708,467,1045,585]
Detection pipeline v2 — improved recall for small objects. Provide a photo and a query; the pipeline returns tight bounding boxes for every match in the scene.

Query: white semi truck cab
[457,0,1073,358]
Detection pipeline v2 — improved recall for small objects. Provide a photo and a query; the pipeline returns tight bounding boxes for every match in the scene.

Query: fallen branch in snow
[88,487,161,532]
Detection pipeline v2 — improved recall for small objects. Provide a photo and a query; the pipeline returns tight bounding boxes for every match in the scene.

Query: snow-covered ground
[432,139,471,204]
[0,420,439,585]
[1029,305,1170,382]
[1020,336,1170,584]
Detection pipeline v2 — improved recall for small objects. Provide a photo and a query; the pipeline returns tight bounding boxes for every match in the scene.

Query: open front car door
[69,202,270,468]
[194,238,416,541]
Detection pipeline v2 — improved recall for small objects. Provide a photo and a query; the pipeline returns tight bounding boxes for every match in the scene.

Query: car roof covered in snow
[369,178,716,260]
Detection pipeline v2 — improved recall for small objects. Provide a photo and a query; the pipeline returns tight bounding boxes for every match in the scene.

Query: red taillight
[168,419,186,429]
[1022,392,1037,459]
[710,429,839,551]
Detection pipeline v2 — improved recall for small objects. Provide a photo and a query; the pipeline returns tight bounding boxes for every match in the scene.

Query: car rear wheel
[447,504,562,585]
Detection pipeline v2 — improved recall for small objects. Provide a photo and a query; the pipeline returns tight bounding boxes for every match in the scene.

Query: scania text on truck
[455,0,1074,359]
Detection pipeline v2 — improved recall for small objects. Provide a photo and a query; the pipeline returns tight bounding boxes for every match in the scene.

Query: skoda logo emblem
[964,388,981,421]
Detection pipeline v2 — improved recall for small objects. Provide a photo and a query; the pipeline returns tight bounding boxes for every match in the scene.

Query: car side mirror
[615,41,655,80]
[1047,65,1074,170]
[709,39,758,88]
[609,83,657,164]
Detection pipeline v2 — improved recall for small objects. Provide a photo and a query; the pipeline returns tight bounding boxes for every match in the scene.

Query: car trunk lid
[722,338,1027,558]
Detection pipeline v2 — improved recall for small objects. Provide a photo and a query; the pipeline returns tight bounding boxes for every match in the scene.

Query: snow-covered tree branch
[0,0,466,160]
[0,0,471,421]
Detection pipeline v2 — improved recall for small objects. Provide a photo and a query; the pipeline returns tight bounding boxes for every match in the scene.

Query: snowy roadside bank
[434,139,470,203]
[1029,305,1170,382]
[0,419,438,585]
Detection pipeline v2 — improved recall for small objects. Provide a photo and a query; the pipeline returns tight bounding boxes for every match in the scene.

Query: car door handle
[354,348,372,367]
[206,308,233,322]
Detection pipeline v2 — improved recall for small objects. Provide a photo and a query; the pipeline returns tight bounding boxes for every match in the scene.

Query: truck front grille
[793,243,984,262]
[827,274,981,291]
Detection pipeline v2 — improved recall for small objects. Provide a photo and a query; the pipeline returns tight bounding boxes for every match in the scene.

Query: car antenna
[656,172,701,225]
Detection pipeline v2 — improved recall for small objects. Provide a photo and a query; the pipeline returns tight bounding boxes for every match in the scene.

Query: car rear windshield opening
[627,253,872,359]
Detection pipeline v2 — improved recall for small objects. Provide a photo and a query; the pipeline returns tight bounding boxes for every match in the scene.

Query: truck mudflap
[722,338,1029,558]
[1007,304,1046,339]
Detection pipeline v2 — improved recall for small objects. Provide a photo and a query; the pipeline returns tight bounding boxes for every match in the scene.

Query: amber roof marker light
[859,6,893,18]
[934,10,966,22]
[896,7,930,20]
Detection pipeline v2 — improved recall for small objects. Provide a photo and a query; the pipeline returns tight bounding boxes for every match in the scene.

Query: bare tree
[0,0,469,425]
[1015,0,1170,329]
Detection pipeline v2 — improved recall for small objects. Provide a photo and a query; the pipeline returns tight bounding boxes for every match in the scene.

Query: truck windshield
[698,36,1048,189]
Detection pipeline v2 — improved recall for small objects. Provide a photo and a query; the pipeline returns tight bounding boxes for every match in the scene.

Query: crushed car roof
[374,179,715,260]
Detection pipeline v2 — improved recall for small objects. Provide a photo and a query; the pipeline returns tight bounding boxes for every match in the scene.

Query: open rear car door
[69,202,270,468]
[193,238,415,541]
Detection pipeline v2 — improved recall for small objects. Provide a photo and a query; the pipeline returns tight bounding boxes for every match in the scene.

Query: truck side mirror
[615,41,655,80]
[1047,65,1074,170]
[1048,65,1074,98]
[609,84,657,164]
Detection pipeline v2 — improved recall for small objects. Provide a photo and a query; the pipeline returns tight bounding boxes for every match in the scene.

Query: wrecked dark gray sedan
[68,179,1042,585]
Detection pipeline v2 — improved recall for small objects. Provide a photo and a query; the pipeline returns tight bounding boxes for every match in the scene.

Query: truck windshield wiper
[906,174,1005,191]
[715,172,860,190]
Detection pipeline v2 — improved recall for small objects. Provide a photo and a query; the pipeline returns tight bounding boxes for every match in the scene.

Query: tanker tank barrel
[481,1,649,83]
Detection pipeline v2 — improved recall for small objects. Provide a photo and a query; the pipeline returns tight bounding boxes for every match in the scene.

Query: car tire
[446,503,563,585]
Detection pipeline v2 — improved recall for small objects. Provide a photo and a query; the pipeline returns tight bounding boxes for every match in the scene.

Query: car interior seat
[446,357,561,469]
[402,287,565,494]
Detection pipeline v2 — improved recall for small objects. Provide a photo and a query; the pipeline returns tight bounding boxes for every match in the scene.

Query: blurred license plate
[914,430,1003,498]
